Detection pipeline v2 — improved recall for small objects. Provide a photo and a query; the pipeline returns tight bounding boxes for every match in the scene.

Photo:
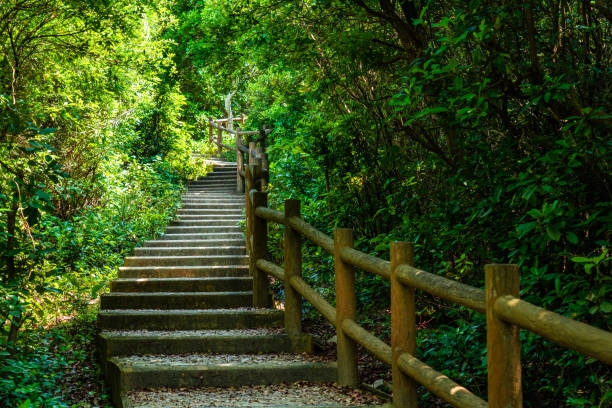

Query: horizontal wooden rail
[340,247,391,280]
[396,264,486,313]
[287,216,335,253]
[288,275,337,325]
[209,120,240,135]
[213,116,248,123]
[342,318,392,365]
[235,143,258,157]
[240,129,270,135]
[255,206,284,224]
[209,120,272,136]
[397,353,488,408]
[212,140,234,151]
[494,295,612,365]
[256,259,285,281]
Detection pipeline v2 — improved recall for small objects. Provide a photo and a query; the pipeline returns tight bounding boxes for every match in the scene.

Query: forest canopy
[1,0,611,407]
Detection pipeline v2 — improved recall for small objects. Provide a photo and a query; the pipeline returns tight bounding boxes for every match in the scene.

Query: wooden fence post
[236,132,244,193]
[244,165,251,257]
[390,242,417,408]
[248,141,256,165]
[217,128,223,156]
[334,228,358,387]
[251,191,269,307]
[284,199,302,334]
[208,122,213,143]
[485,264,522,408]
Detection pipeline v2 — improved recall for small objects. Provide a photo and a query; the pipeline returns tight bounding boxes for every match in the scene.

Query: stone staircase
[98,160,381,407]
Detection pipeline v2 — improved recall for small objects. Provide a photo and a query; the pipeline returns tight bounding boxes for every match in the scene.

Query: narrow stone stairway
[98,160,381,407]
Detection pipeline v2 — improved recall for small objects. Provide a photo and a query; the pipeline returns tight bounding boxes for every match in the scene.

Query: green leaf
[566,232,578,244]
[39,127,56,135]
[546,226,561,241]
[600,302,612,313]
[516,222,536,237]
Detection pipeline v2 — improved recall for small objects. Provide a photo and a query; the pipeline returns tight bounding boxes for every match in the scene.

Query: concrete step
[133,246,245,257]
[182,201,245,207]
[176,209,243,216]
[142,239,245,247]
[188,180,235,185]
[187,185,236,189]
[110,277,252,292]
[123,255,249,267]
[180,198,244,203]
[163,227,243,236]
[182,192,240,196]
[189,179,236,185]
[106,354,337,405]
[186,189,238,194]
[187,186,236,191]
[100,291,253,310]
[118,265,249,278]
[188,183,236,187]
[123,384,384,408]
[207,166,237,172]
[98,330,312,358]
[180,198,242,203]
[98,308,284,330]
[182,193,242,198]
[170,219,242,227]
[180,204,243,210]
[191,174,236,180]
[175,214,243,220]
[163,226,242,234]
[158,232,244,240]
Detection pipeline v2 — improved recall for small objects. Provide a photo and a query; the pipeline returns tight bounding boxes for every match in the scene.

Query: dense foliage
[0,1,211,405]
[1,0,610,406]
[168,1,611,406]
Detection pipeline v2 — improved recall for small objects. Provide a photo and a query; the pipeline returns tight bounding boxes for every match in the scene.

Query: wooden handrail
[396,264,486,313]
[254,207,284,224]
[212,139,234,151]
[397,353,488,408]
[494,295,612,365]
[237,144,250,154]
[256,259,284,281]
[340,247,390,279]
[287,216,335,253]
[289,275,337,325]
[342,318,392,365]
[209,120,240,135]
[209,119,272,136]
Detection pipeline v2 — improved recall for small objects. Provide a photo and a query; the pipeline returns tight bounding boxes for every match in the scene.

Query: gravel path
[127,383,385,407]
[118,353,329,367]
[101,328,284,337]
[100,308,273,313]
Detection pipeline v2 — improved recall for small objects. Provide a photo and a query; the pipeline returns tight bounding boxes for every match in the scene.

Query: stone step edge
[98,332,313,359]
[134,246,246,251]
[118,265,249,270]
[106,358,338,406]
[112,277,252,282]
[102,291,253,297]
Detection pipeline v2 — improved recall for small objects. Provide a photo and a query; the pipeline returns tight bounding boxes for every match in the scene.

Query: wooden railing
[207,116,271,194]
[207,117,612,408]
